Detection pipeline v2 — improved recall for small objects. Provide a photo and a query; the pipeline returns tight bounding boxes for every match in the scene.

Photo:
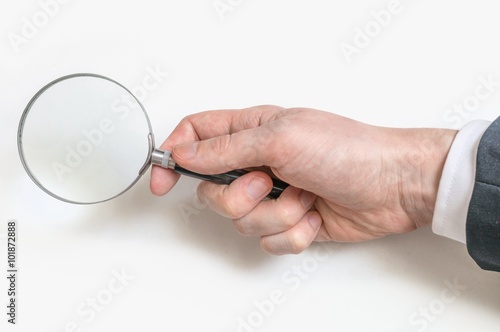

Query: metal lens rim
[17,73,154,205]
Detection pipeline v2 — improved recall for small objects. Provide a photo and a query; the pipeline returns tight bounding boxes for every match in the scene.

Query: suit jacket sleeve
[466,116,500,272]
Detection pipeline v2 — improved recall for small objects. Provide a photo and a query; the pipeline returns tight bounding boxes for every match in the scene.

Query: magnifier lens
[18,74,152,204]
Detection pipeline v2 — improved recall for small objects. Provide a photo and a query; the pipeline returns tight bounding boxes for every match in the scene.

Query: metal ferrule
[151,149,176,169]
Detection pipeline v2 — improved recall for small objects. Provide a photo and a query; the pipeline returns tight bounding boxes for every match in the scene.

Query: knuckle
[211,134,232,156]
[260,237,276,255]
[198,182,242,218]
[219,194,245,219]
[210,135,240,171]
[252,128,277,163]
[196,183,208,204]
[288,232,309,254]
[247,104,283,113]
[277,206,298,229]
[197,183,219,209]
[181,114,199,128]
[233,218,252,236]
[180,114,193,123]
[260,233,309,255]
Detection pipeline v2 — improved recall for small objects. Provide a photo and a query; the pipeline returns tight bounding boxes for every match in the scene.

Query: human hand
[150,106,457,254]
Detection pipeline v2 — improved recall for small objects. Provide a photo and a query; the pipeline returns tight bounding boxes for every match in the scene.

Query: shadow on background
[76,175,271,270]
[71,173,499,315]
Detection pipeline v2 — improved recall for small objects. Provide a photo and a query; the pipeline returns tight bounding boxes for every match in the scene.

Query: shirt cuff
[432,120,491,243]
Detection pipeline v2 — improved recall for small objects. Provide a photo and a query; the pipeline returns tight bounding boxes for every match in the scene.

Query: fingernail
[247,177,270,200]
[300,190,316,208]
[174,142,198,160]
[308,214,322,229]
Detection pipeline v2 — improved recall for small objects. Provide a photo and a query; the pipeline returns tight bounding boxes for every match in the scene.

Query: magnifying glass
[17,73,288,204]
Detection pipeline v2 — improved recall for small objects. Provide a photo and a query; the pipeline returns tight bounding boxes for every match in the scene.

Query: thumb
[172,127,277,174]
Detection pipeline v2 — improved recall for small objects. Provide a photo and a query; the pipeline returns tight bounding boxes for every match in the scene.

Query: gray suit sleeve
[466,116,500,272]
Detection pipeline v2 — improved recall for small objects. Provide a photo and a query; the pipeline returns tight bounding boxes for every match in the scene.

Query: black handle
[173,165,289,199]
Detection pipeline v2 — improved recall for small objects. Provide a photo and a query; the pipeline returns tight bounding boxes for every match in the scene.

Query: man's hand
[150,106,457,255]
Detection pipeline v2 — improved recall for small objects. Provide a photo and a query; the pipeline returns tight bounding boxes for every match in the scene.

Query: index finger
[150,105,284,196]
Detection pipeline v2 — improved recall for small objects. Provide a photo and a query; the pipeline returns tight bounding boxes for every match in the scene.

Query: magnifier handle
[150,149,289,199]
[174,165,288,199]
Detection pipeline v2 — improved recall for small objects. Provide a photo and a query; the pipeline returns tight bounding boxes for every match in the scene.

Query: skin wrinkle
[218,134,241,171]
[397,129,455,229]
[317,199,377,242]
[397,150,424,229]
[182,116,201,142]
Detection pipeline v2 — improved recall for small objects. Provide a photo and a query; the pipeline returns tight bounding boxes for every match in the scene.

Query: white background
[1,1,499,331]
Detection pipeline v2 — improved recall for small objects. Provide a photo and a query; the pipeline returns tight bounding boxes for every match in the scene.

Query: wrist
[395,128,458,228]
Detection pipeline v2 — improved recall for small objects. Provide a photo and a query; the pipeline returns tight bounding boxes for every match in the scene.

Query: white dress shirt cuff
[432,120,492,243]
